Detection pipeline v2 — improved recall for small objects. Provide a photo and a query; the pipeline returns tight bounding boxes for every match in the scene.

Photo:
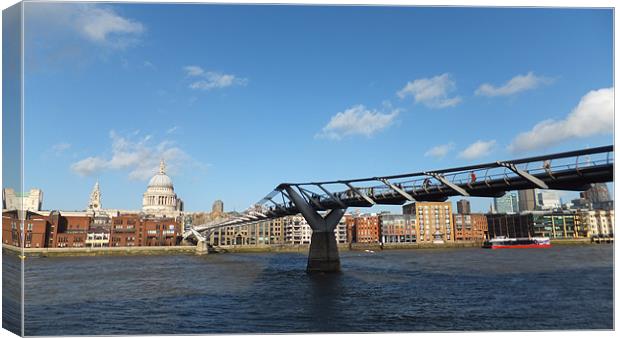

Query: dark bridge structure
[185,145,614,273]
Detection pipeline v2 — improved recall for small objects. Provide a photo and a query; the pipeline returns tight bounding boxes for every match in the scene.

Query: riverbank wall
[215,244,351,253]
[3,244,196,257]
[4,238,609,257]
[382,241,485,250]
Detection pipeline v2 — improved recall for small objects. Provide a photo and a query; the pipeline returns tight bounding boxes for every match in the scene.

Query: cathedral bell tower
[88,180,102,211]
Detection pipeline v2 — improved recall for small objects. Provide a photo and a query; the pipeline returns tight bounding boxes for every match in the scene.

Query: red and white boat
[483,236,551,249]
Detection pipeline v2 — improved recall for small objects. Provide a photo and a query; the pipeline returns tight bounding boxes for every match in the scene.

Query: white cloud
[77,6,144,45]
[184,65,204,77]
[166,126,179,134]
[29,4,145,49]
[458,140,497,160]
[183,66,248,90]
[475,72,553,97]
[71,157,109,176]
[316,105,400,140]
[508,87,614,153]
[397,73,462,108]
[71,130,202,180]
[51,142,71,154]
[424,143,454,159]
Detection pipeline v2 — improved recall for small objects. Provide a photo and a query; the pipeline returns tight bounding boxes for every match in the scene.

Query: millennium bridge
[184,145,614,273]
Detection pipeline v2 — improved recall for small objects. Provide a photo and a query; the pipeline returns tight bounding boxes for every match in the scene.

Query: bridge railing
[259,145,613,210]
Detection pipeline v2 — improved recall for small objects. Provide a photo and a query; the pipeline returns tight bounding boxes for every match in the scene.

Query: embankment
[3,244,196,257]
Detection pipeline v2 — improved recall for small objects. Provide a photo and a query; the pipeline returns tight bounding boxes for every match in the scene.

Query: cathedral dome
[147,160,174,190]
[142,159,182,215]
[148,173,174,189]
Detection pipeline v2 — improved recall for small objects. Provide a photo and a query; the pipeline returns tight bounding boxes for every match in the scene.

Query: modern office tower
[456,199,471,214]
[538,190,561,210]
[494,192,518,213]
[518,189,537,211]
[583,183,611,203]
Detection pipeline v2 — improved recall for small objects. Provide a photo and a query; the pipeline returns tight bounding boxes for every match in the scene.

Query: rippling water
[5,245,614,335]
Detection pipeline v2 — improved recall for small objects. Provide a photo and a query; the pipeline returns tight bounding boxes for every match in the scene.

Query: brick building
[142,217,181,246]
[48,211,90,248]
[110,214,181,247]
[355,214,381,243]
[110,214,140,247]
[403,202,454,243]
[2,210,181,248]
[345,214,356,243]
[453,213,488,241]
[2,210,48,248]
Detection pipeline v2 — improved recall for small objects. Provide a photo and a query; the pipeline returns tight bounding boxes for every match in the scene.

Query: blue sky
[19,4,613,213]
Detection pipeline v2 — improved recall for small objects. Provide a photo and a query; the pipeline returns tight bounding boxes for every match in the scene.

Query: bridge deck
[187,145,613,237]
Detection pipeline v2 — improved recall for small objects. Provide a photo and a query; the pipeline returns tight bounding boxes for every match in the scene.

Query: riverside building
[452,213,488,241]
[2,210,48,248]
[579,209,614,238]
[345,213,356,243]
[403,202,454,243]
[354,213,381,243]
[486,211,586,239]
[205,213,347,246]
[2,159,185,249]
[3,188,43,212]
[380,213,416,243]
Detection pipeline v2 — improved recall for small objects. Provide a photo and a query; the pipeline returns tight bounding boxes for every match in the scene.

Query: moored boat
[483,236,551,249]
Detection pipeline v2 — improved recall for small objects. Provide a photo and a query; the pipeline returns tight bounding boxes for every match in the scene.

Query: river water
[3,245,614,335]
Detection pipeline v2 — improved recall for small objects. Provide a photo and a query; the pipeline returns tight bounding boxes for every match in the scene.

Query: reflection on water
[11,245,613,335]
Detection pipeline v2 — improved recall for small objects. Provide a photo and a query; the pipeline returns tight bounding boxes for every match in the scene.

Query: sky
[15,3,614,213]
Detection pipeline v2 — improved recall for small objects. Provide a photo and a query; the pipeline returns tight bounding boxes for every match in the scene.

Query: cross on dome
[159,159,166,174]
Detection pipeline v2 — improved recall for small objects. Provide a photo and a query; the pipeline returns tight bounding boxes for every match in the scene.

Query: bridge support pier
[307,229,341,273]
[283,186,346,273]
[195,240,210,255]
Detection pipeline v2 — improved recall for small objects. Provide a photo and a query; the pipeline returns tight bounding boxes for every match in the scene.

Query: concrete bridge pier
[307,226,341,273]
[195,240,210,255]
[283,185,345,273]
